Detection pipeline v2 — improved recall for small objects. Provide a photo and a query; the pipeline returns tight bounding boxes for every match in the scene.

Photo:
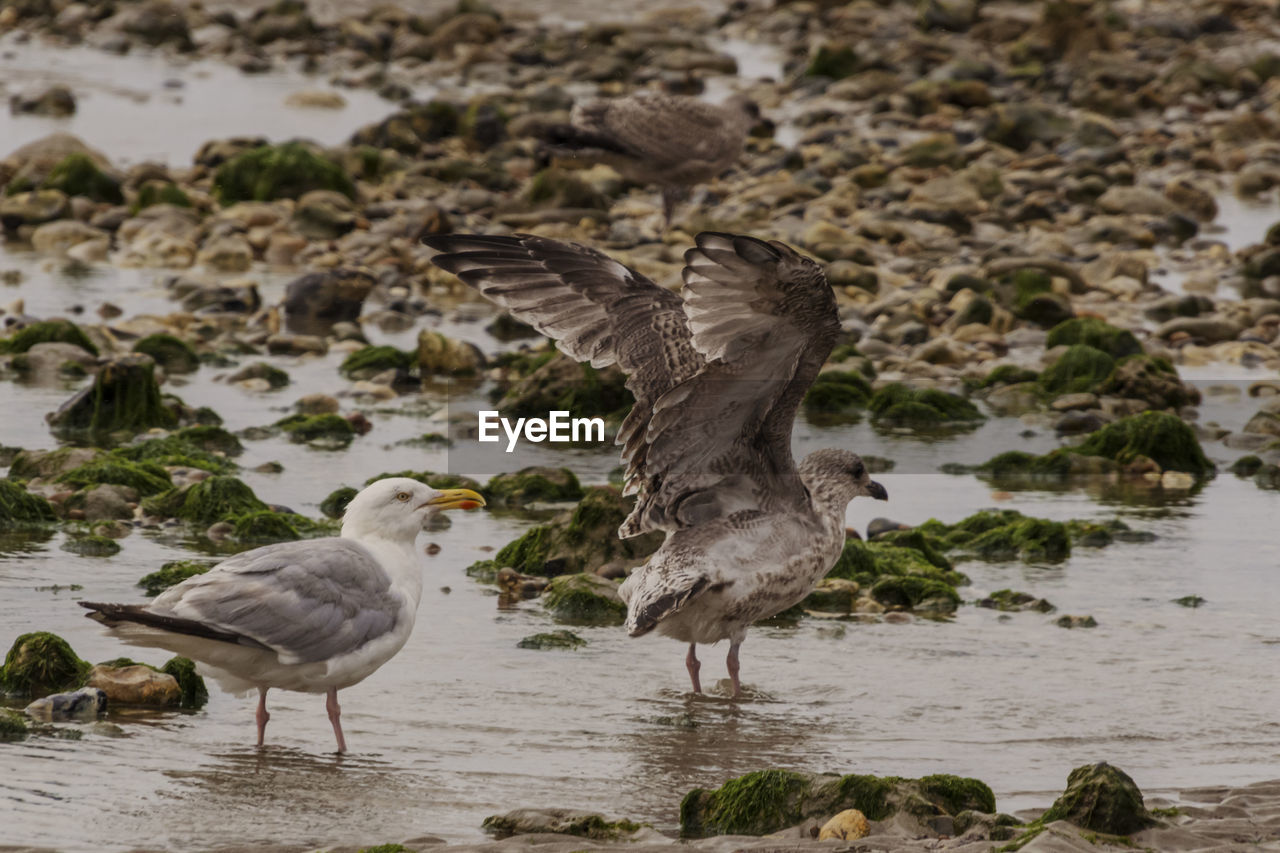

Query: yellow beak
[423,488,486,511]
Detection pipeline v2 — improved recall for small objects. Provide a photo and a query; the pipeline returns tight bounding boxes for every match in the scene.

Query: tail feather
[539,123,633,158]
[79,601,267,650]
[626,576,710,637]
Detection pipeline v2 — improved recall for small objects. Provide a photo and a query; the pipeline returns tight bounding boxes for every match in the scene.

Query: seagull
[80,478,485,751]
[424,232,888,698]
[541,92,759,228]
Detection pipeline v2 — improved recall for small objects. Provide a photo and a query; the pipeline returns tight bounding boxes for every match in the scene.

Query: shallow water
[3,24,1280,853]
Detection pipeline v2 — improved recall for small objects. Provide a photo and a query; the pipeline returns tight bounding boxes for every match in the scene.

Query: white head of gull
[424,231,888,699]
[80,477,485,752]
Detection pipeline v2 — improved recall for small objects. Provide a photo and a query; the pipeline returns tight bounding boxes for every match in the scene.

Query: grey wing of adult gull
[145,538,403,666]
[425,232,840,537]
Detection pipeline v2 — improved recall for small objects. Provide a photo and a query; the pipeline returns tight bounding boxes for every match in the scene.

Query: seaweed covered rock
[114,426,241,473]
[0,189,70,228]
[521,167,610,212]
[0,632,90,698]
[868,384,983,429]
[231,510,303,543]
[1039,345,1115,395]
[0,480,57,526]
[61,534,121,556]
[275,413,356,447]
[1045,317,1143,359]
[803,371,872,418]
[1100,355,1199,410]
[498,353,633,422]
[0,319,98,356]
[132,334,199,374]
[918,510,1071,562]
[485,467,583,506]
[517,630,586,650]
[541,573,625,625]
[870,576,961,612]
[978,589,1055,613]
[679,769,994,838]
[320,486,358,519]
[161,656,208,708]
[57,458,172,496]
[827,538,966,588]
[350,101,460,154]
[801,578,860,613]
[477,487,661,578]
[0,708,28,740]
[283,268,375,330]
[482,809,640,840]
[143,476,267,525]
[138,559,212,596]
[418,330,485,376]
[1041,763,1155,836]
[212,141,354,204]
[40,153,123,204]
[340,345,414,379]
[48,354,179,437]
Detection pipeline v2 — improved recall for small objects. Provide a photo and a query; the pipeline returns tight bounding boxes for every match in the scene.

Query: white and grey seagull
[425,231,888,699]
[80,478,485,751]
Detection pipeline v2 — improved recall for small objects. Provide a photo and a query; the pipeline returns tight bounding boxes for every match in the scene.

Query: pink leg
[726,642,742,699]
[326,688,347,754]
[256,687,270,747]
[686,643,702,694]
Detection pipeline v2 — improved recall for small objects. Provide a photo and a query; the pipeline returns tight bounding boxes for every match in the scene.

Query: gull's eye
[396,492,411,502]
[850,462,865,479]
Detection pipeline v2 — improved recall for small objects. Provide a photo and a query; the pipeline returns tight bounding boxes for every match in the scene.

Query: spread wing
[424,232,839,538]
[136,538,403,665]
[423,232,704,482]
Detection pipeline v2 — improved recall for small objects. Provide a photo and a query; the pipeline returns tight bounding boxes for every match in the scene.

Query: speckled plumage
[425,232,887,696]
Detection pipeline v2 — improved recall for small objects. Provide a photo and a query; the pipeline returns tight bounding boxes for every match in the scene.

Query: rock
[1045,317,1142,359]
[1055,410,1105,435]
[0,479,57,525]
[137,560,211,596]
[8,446,102,480]
[78,484,136,521]
[516,630,586,651]
[9,84,76,117]
[1051,392,1099,411]
[284,90,346,109]
[292,189,357,239]
[1041,762,1154,834]
[1097,186,1174,216]
[1039,345,1115,395]
[86,664,180,706]
[867,517,909,538]
[1056,614,1098,628]
[31,220,109,255]
[542,573,626,626]
[0,632,89,697]
[1155,316,1243,343]
[227,361,290,389]
[982,103,1070,151]
[1243,407,1280,437]
[485,467,583,506]
[39,153,122,203]
[0,189,70,228]
[295,393,339,415]
[803,577,860,612]
[133,333,199,373]
[114,0,193,49]
[977,589,1055,613]
[212,141,353,205]
[1099,355,1198,410]
[498,353,632,421]
[24,687,106,722]
[1,318,98,356]
[10,341,97,379]
[196,234,253,272]
[274,413,354,447]
[417,330,484,376]
[282,268,374,331]
[482,809,639,840]
[142,476,267,524]
[868,384,984,429]
[49,354,179,438]
[0,708,28,740]
[818,809,870,841]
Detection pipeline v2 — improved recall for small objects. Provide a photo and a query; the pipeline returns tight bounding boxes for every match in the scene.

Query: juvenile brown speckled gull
[541,93,759,228]
[425,232,888,699]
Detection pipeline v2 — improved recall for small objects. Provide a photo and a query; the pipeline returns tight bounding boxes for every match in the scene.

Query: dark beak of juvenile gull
[866,481,889,501]
[422,489,487,512]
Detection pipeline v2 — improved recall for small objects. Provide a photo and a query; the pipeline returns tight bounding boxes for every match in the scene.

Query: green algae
[138,560,213,596]
[1045,317,1143,359]
[979,365,1040,388]
[213,141,354,204]
[49,355,178,437]
[320,486,358,519]
[133,180,191,211]
[275,413,355,446]
[0,480,57,526]
[60,534,121,557]
[340,345,415,378]
[1040,762,1155,836]
[805,44,860,79]
[870,575,961,611]
[143,476,268,525]
[680,769,813,837]
[516,630,586,650]
[0,632,90,698]
[41,153,123,204]
[231,511,301,543]
[0,319,98,356]
[0,708,28,739]
[868,383,984,429]
[1074,411,1212,476]
[161,656,209,709]
[827,540,967,588]
[1038,344,1116,395]
[485,467,583,506]
[541,573,625,626]
[524,167,609,211]
[919,774,997,815]
[132,334,199,374]
[57,459,172,496]
[918,509,1071,563]
[803,370,872,417]
[114,428,240,474]
[1099,354,1197,410]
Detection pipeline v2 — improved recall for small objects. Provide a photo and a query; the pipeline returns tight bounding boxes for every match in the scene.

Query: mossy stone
[320,486,358,519]
[498,353,633,422]
[1075,411,1213,477]
[61,534,121,556]
[340,345,414,378]
[917,509,1073,562]
[161,656,208,709]
[275,413,355,446]
[918,774,997,815]
[870,575,960,611]
[485,467,583,506]
[138,559,213,596]
[114,428,240,474]
[1039,345,1116,395]
[134,180,191,211]
[541,573,625,625]
[523,167,609,211]
[1040,762,1154,836]
[0,319,98,356]
[143,476,268,525]
[213,141,354,205]
[49,354,178,437]
[0,708,28,739]
[1099,355,1197,410]
[868,384,984,429]
[41,153,123,204]
[980,365,1039,388]
[517,630,586,650]
[0,632,90,698]
[0,480,57,526]
[133,334,199,374]
[805,44,860,79]
[1231,455,1263,477]
[58,459,172,496]
[680,769,813,837]
[1046,317,1143,359]
[231,511,301,543]
[803,371,872,416]
[827,539,966,588]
